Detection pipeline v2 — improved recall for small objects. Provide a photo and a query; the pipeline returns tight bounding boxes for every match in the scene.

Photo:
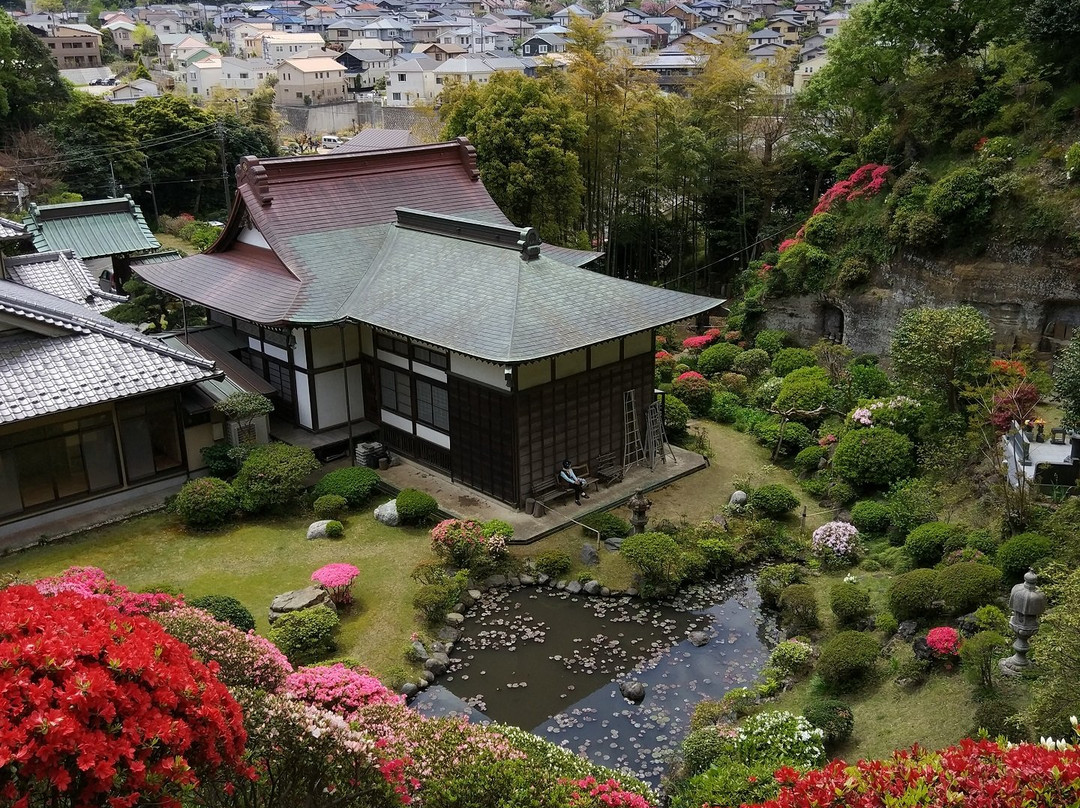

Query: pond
[411,572,779,784]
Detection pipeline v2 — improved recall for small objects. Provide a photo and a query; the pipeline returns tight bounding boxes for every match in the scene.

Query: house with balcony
[135,139,720,507]
[27,22,103,69]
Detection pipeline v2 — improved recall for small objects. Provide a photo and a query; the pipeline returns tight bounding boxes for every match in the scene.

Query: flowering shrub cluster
[311,562,361,605]
[733,711,826,770]
[286,663,402,720]
[851,407,873,426]
[812,164,891,216]
[672,371,715,416]
[811,521,862,568]
[682,333,718,352]
[732,738,1080,808]
[0,585,250,808]
[34,565,180,615]
[926,626,961,658]
[991,358,1028,377]
[155,606,293,693]
[430,518,506,570]
[566,776,652,808]
[848,396,922,434]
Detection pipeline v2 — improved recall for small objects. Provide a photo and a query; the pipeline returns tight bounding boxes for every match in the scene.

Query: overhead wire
[6,123,222,171]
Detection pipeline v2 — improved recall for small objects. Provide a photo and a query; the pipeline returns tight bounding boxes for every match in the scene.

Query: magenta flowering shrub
[155,606,293,692]
[811,521,862,568]
[926,626,961,658]
[682,334,715,352]
[286,663,402,720]
[430,518,506,569]
[35,566,181,615]
[566,776,652,808]
[312,562,361,605]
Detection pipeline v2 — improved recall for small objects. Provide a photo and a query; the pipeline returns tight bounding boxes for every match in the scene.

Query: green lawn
[0,497,431,679]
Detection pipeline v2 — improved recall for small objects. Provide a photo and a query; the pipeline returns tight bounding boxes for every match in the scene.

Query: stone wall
[276,100,429,136]
[760,251,1080,357]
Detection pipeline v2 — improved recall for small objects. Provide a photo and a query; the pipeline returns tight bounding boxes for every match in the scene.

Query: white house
[262,32,327,63]
[227,20,273,56]
[793,52,826,91]
[103,19,136,56]
[107,78,160,104]
[220,56,275,94]
[384,55,439,105]
[605,26,652,56]
[186,54,223,98]
[275,55,348,105]
[553,3,595,24]
[170,34,217,64]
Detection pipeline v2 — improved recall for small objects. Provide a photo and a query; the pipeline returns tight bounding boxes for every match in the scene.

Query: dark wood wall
[514,352,653,506]
[448,375,517,504]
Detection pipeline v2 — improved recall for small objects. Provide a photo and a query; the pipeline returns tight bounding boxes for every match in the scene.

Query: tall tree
[48,93,144,199]
[0,12,70,137]
[440,71,586,243]
[1053,330,1080,430]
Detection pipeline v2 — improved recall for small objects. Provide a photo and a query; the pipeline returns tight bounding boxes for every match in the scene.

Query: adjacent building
[275,55,348,105]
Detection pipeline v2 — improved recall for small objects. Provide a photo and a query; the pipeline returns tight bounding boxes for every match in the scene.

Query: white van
[321,135,343,149]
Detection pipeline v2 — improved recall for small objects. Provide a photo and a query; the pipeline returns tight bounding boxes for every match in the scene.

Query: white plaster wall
[451,352,508,389]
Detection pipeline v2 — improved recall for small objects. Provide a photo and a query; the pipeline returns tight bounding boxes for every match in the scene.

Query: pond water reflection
[411,572,779,784]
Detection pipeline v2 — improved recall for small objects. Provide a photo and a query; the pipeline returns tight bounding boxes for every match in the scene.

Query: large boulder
[306,520,337,540]
[581,543,600,566]
[729,490,748,507]
[268,586,336,623]
[603,536,625,551]
[425,652,450,675]
[374,499,400,527]
[688,630,710,647]
[583,580,601,596]
[566,581,583,595]
[620,681,646,703]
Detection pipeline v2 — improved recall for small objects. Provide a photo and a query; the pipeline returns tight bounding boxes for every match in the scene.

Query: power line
[6,124,222,171]
[659,221,800,289]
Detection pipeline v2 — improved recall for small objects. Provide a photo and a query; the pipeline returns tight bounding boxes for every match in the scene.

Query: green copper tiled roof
[24,196,160,260]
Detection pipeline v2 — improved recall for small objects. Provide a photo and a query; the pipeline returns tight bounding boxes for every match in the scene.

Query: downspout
[340,323,355,466]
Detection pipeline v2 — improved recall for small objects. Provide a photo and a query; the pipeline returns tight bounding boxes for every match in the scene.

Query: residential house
[767,11,805,44]
[384,55,439,104]
[793,51,825,90]
[227,20,273,56]
[799,32,825,61]
[186,55,223,98]
[275,55,348,105]
[107,78,161,104]
[664,3,701,31]
[349,35,404,56]
[220,56,275,95]
[136,140,719,507]
[643,16,684,37]
[667,27,719,50]
[721,6,752,32]
[172,36,220,66]
[103,19,137,56]
[326,16,371,46]
[22,197,161,287]
[337,129,419,152]
[337,45,392,85]
[819,10,848,37]
[748,28,781,47]
[411,41,467,61]
[143,10,187,37]
[432,54,527,89]
[634,50,703,91]
[28,23,103,69]
[262,31,328,63]
[361,16,412,42]
[520,32,565,57]
[553,3,595,24]
[0,275,225,543]
[606,26,652,56]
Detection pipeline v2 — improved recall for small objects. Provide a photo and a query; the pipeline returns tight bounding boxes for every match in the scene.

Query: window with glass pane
[413,346,448,369]
[416,379,449,431]
[118,397,183,482]
[380,367,412,417]
[376,334,408,355]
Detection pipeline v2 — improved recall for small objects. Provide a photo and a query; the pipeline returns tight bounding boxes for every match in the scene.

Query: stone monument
[1000,569,1047,675]
[627,488,652,535]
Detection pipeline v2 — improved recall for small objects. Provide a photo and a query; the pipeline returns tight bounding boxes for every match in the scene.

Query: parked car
[321,135,343,149]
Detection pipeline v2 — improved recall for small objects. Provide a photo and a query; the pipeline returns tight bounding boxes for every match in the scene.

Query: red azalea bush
[672,371,714,416]
[286,663,402,720]
[430,518,505,569]
[566,776,652,808]
[34,566,181,615]
[732,738,1080,808]
[991,358,1028,378]
[813,164,891,216]
[0,585,250,808]
[926,626,961,658]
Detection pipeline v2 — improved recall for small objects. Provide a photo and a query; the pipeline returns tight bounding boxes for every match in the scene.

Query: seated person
[559,459,589,505]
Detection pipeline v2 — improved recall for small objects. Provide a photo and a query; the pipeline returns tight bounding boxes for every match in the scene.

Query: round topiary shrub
[757,563,804,609]
[267,605,339,664]
[482,519,514,540]
[580,511,632,539]
[534,550,572,578]
[621,532,682,597]
[710,390,742,423]
[312,466,381,508]
[673,371,715,416]
[802,699,854,748]
[699,342,744,377]
[313,494,348,519]
[325,520,344,538]
[817,630,879,688]
[936,561,1003,615]
[172,477,238,529]
[831,427,914,488]
[876,612,899,637]
[751,417,815,456]
[904,521,966,567]
[774,366,833,413]
[396,488,438,524]
[888,568,939,622]
[771,347,817,377]
[768,639,815,677]
[664,395,692,437]
[187,594,256,632]
[682,726,734,775]
[750,484,799,517]
[779,584,819,629]
[733,348,770,378]
[234,444,319,514]
[966,528,999,556]
[851,500,891,536]
[830,581,872,626]
[996,532,1052,582]
[793,446,827,476]
[755,329,788,356]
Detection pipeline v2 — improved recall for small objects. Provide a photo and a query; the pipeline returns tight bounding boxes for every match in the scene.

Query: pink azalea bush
[811,521,862,568]
[312,562,361,605]
[430,518,506,569]
[286,663,402,720]
[155,606,293,693]
[567,776,652,808]
[35,566,181,615]
[813,163,891,216]
[926,626,961,658]
[682,334,715,352]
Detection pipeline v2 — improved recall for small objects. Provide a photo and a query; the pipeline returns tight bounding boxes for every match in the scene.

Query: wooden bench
[570,464,599,493]
[593,452,623,485]
[530,478,574,511]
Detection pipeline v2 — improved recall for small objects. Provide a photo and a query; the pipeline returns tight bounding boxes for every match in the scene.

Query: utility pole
[108,159,118,197]
[143,155,159,222]
[217,120,230,211]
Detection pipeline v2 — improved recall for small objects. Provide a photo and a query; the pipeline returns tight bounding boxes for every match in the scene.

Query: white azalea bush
[732,710,826,769]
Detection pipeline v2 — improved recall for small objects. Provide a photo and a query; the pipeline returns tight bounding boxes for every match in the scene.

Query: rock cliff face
[761,251,1080,357]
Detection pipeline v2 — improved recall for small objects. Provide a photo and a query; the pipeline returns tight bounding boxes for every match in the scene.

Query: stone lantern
[626,489,652,535]
[1000,570,1048,675]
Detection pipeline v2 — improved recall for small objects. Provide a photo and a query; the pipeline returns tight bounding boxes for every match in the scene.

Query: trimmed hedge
[267,605,339,664]
[851,500,891,536]
[396,488,438,524]
[803,699,855,747]
[936,562,1002,615]
[832,427,914,488]
[312,466,380,508]
[779,584,819,629]
[664,395,693,436]
[888,568,939,622]
[234,443,319,514]
[750,484,800,517]
[698,343,743,376]
[755,329,788,356]
[817,630,879,688]
[830,582,872,626]
[772,347,817,377]
[904,521,966,567]
[996,532,1052,582]
[171,477,238,529]
[313,494,348,519]
[188,594,256,632]
[793,446,827,475]
[580,511,632,539]
[757,563,804,609]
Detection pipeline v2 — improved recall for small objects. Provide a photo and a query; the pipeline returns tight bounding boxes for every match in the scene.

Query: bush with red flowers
[672,370,714,416]
[565,776,652,808]
[0,584,250,808]
[727,738,1080,808]
[926,625,961,660]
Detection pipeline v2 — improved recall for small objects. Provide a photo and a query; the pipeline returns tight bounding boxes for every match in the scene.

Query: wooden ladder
[622,389,645,471]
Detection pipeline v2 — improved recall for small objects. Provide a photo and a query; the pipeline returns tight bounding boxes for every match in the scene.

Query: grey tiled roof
[0,280,218,424]
[0,217,29,242]
[3,250,127,313]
